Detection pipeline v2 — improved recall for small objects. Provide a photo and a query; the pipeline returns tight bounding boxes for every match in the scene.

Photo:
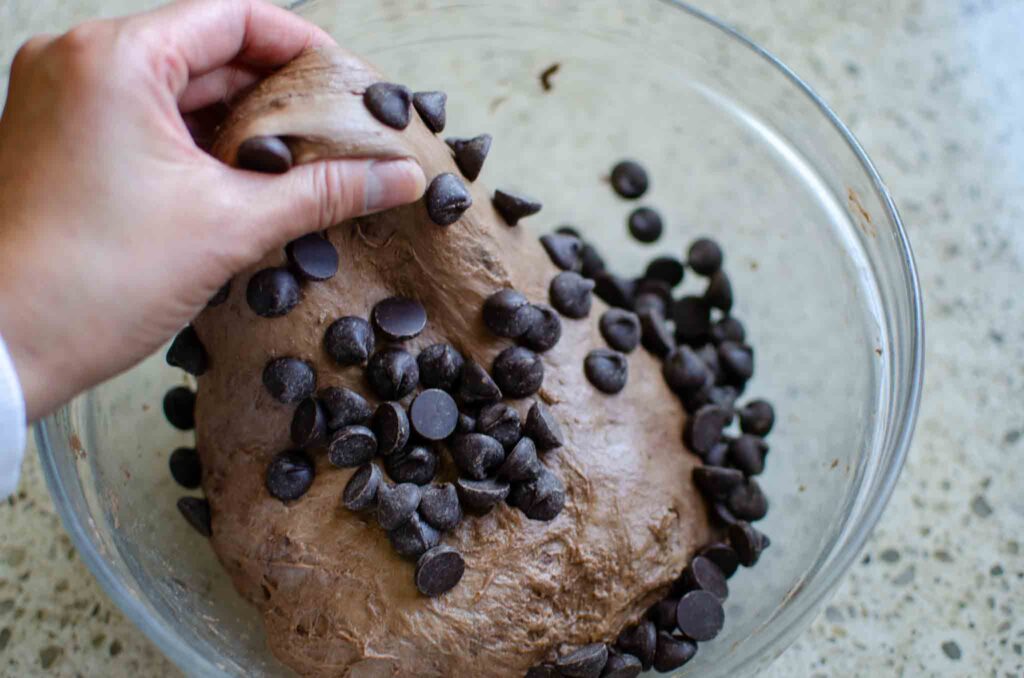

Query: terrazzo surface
[1,0,1022,676]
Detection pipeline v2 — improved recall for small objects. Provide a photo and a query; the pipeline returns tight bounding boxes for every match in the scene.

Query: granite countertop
[1,0,1021,676]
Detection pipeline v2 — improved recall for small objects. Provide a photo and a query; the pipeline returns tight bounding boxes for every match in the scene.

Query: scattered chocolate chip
[652,632,697,672]
[739,399,775,436]
[169,447,202,489]
[617,620,657,670]
[388,512,440,558]
[492,346,544,398]
[549,271,595,319]
[342,463,381,511]
[610,160,649,199]
[373,296,427,342]
[425,172,473,226]
[521,304,562,352]
[526,665,559,678]
[262,357,316,404]
[634,292,667,317]
[417,344,464,391]
[176,497,212,537]
[366,348,419,400]
[455,477,510,511]
[319,386,373,429]
[707,384,740,410]
[456,413,476,434]
[682,556,729,600]
[508,467,565,520]
[540,233,583,272]
[601,652,642,678]
[166,325,207,376]
[265,449,315,501]
[710,501,740,527]
[627,207,663,243]
[451,433,505,480]
[457,361,503,405]
[493,189,542,226]
[327,425,378,467]
[580,243,607,278]
[600,309,641,353]
[412,90,447,133]
[476,403,522,449]
[207,279,231,307]
[645,256,685,287]
[727,478,768,521]
[675,590,724,641]
[415,544,465,596]
[704,270,733,312]
[483,288,537,338]
[634,278,673,306]
[385,445,438,485]
[246,267,301,318]
[555,643,608,678]
[699,542,740,578]
[324,316,375,366]
[497,437,542,481]
[236,136,292,173]
[285,233,338,282]
[684,404,732,454]
[711,316,746,345]
[377,482,423,530]
[419,483,462,530]
[163,386,196,430]
[648,597,680,631]
[704,439,730,467]
[693,465,745,500]
[524,401,564,451]
[729,434,768,475]
[687,238,723,276]
[638,309,675,357]
[662,346,709,394]
[719,342,754,382]
[695,343,723,382]
[290,397,327,447]
[584,349,628,394]
[446,134,492,181]
[372,402,411,457]
[594,272,636,310]
[729,521,769,566]
[672,296,711,344]
[363,82,412,129]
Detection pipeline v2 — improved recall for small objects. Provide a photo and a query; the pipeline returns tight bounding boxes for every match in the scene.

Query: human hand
[0,0,426,422]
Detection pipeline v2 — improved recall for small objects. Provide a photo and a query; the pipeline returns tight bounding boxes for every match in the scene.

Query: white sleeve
[0,331,27,499]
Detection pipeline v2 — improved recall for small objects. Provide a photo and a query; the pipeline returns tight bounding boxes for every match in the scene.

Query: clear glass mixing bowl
[35,1,923,675]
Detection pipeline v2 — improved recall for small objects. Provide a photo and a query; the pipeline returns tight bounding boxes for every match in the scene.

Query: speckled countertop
[1,0,1022,676]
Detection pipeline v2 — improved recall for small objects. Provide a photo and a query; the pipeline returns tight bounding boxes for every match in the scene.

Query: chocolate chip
[169,447,202,489]
[451,433,505,480]
[446,134,492,181]
[639,309,675,357]
[342,463,381,511]
[610,160,649,199]
[265,450,315,501]
[327,425,378,467]
[617,620,657,670]
[580,243,607,278]
[319,386,373,429]
[497,437,542,481]
[363,82,412,129]
[246,267,301,318]
[366,348,419,400]
[709,502,739,527]
[634,292,667,317]
[492,346,544,398]
[236,136,292,173]
[412,91,447,133]
[693,465,745,500]
[727,478,768,521]
[415,545,465,596]
[594,272,636,310]
[373,296,427,342]
[704,270,733,312]
[455,477,510,511]
[407,389,458,442]
[711,316,746,345]
[699,542,740,578]
[627,207,663,243]
[652,632,697,672]
[739,399,775,436]
[555,643,608,678]
[682,556,729,601]
[600,309,641,353]
[648,597,680,631]
[704,439,730,467]
[695,343,722,382]
[556,225,581,238]
[371,402,411,457]
[483,288,536,338]
[524,401,564,450]
[176,497,212,537]
[324,316,375,366]
[262,357,316,404]
[419,483,462,530]
[526,666,558,678]
[457,361,503,405]
[166,325,207,376]
[662,346,710,394]
[687,238,723,276]
[207,279,231,307]
[645,256,685,287]
[549,271,595,319]
[377,482,422,530]
[520,304,562,353]
[684,404,732,454]
[163,387,196,430]
[728,521,769,566]
[540,233,583,272]
[601,652,642,678]
[290,397,326,447]
[425,172,473,226]
[584,349,628,394]
[672,296,711,344]
[416,344,464,391]
[634,278,674,307]
[493,189,542,226]
[508,467,565,520]
[676,590,724,641]
[707,384,740,410]
[456,413,476,434]
[388,512,440,558]
[719,342,754,382]
[286,234,339,282]
[385,445,438,485]
[729,434,768,475]
[476,403,522,449]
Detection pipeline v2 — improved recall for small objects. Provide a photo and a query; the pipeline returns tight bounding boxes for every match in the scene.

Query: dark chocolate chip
[456,413,476,434]
[683,404,733,455]
[580,243,607,279]
[415,545,465,597]
[319,386,373,429]
[286,234,339,282]
[497,437,542,481]
[704,439,730,467]
[377,482,423,530]
[645,256,685,287]
[540,233,583,272]
[493,189,542,226]
[710,501,740,527]
[207,279,231,307]
[236,136,292,173]
[262,357,316,404]
[555,643,608,678]
[634,278,674,307]
[687,238,724,276]
[457,361,503,405]
[676,590,724,641]
[719,342,754,382]
[169,447,202,489]
[327,425,378,467]
[600,309,641,353]
[610,160,649,199]
[729,434,768,475]
[412,90,447,133]
[366,348,419,400]
[246,267,301,318]
[425,172,473,226]
[417,344,465,391]
[372,402,411,457]
[652,632,697,672]
[483,288,537,338]
[508,467,565,520]
[476,402,522,449]
[492,346,544,398]
[729,521,769,566]
[555,225,581,238]
[727,478,768,521]
[672,296,711,345]
[695,344,723,383]
[324,316,375,366]
[634,292,667,318]
[526,665,559,678]
[342,463,381,511]
[711,316,746,345]
[363,82,412,129]
[524,400,564,451]
[385,445,438,485]
[451,433,505,480]
[662,346,709,394]
[408,389,459,441]
[601,652,642,678]
[388,512,440,558]
[265,449,315,501]
[290,397,326,447]
[549,271,595,319]
[455,477,510,512]
[176,497,212,537]
[704,270,733,312]
[627,207,663,243]
[692,465,745,500]
[521,304,562,353]
[166,325,207,376]
[707,385,740,410]
[419,483,463,530]
[648,597,680,631]
[617,620,657,670]
[163,386,196,430]
[638,309,675,358]
[593,272,636,310]
[739,399,775,436]
[372,296,427,342]
[682,556,729,601]
[446,134,492,181]
[584,349,628,394]
[699,542,740,578]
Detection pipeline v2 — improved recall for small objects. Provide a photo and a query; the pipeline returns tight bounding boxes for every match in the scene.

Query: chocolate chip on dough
[324,316,375,366]
[457,361,503,405]
[417,344,465,391]
[163,386,196,430]
[476,402,522,450]
[483,288,537,338]
[540,233,583,272]
[363,82,412,129]
[455,477,510,512]
[497,437,542,482]
[176,497,212,537]
[617,620,657,671]
[584,349,628,394]
[508,467,565,521]
[366,348,419,400]
[409,389,459,441]
[492,346,544,398]
[376,482,422,530]
[169,447,202,489]
[236,136,292,173]
[207,279,231,307]
[166,325,207,376]
[524,400,564,451]
[319,386,373,429]
[683,404,733,455]
[385,446,438,485]
[699,542,740,578]
[290,397,327,447]
[286,233,338,282]
[681,555,729,601]
[372,402,411,457]
[415,545,465,597]
[675,590,724,641]
[412,90,447,133]
[493,189,542,226]
[372,296,427,341]
[262,357,316,404]
[265,449,315,501]
[554,643,608,678]
[246,267,301,318]
[652,632,697,672]
[520,304,562,353]
[599,309,641,353]
[450,433,505,480]
[446,134,491,181]
[426,172,473,226]
[327,425,378,468]
[342,463,381,511]
[549,271,595,319]
[601,653,642,678]
[388,512,440,558]
[419,483,463,531]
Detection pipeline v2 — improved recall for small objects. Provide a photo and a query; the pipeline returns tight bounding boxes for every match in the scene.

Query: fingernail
[365,159,426,212]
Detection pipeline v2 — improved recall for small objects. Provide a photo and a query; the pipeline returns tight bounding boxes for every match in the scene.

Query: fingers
[178,63,262,113]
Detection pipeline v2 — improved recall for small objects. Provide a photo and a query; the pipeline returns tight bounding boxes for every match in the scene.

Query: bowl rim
[36,2,924,675]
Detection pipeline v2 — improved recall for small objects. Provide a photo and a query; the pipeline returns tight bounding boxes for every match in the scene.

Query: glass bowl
[35,1,923,676]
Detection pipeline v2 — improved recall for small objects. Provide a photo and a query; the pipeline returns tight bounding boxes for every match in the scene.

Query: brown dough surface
[193,47,713,678]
